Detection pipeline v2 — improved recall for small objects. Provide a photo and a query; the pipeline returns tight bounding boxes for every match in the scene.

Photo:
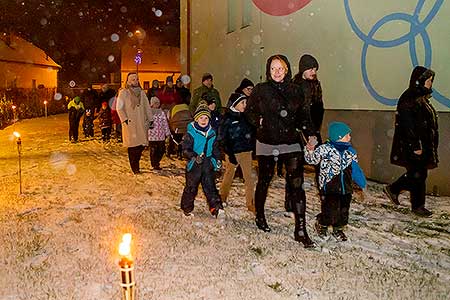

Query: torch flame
[13,132,21,138]
[44,100,48,104]
[119,233,132,257]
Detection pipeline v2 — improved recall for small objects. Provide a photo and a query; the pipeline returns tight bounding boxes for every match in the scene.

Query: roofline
[0,59,61,69]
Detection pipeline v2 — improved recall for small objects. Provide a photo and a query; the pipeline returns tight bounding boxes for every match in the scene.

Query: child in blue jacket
[304,122,366,241]
[180,102,224,217]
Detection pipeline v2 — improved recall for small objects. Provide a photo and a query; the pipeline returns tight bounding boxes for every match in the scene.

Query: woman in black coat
[384,66,438,217]
[245,54,316,247]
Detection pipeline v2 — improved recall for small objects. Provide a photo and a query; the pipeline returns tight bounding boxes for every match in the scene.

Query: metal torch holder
[119,257,135,300]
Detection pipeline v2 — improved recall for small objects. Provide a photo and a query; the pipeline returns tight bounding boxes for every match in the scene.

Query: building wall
[0,62,59,89]
[181,0,450,194]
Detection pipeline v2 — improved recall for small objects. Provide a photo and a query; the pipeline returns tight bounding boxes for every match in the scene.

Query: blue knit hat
[328,122,351,142]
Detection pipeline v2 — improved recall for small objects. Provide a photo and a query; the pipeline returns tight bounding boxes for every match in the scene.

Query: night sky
[0,0,180,85]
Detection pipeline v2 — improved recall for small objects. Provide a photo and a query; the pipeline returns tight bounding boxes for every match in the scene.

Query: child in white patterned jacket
[304,122,366,242]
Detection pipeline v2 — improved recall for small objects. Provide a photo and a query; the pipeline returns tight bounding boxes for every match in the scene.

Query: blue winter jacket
[182,122,220,172]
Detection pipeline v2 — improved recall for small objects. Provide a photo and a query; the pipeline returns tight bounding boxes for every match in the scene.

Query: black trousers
[390,164,428,209]
[149,141,165,168]
[168,133,184,158]
[69,117,81,141]
[317,194,352,228]
[180,158,222,214]
[127,145,145,174]
[101,127,111,141]
[256,153,306,219]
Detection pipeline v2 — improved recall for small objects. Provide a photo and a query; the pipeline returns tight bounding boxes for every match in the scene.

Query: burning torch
[44,100,48,118]
[119,233,135,300]
[13,131,22,194]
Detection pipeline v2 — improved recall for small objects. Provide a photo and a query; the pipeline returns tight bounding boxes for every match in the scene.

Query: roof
[0,33,61,69]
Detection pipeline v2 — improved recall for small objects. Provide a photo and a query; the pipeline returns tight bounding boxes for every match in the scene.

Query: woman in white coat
[116,72,153,174]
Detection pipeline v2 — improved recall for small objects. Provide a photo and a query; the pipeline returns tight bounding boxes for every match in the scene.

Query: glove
[228,154,238,165]
[216,160,222,170]
[195,154,204,164]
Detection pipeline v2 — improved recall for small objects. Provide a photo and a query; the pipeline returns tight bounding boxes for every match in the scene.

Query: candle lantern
[119,233,135,300]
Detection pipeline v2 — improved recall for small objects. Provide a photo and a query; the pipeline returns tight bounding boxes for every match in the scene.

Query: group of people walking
[70,53,439,248]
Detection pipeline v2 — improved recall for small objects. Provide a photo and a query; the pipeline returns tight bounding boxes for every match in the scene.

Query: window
[242,0,252,28]
[143,81,150,90]
[227,0,237,33]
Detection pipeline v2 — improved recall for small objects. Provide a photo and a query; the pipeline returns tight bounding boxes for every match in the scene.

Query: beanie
[201,72,213,82]
[328,122,351,142]
[150,96,160,107]
[235,78,254,93]
[194,102,211,121]
[201,92,216,106]
[298,54,319,75]
[227,93,247,108]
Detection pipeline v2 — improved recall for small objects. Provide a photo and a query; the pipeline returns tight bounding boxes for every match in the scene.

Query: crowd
[65,54,439,248]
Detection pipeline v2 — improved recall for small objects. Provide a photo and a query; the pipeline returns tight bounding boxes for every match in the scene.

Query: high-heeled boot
[255,215,271,232]
[294,215,315,248]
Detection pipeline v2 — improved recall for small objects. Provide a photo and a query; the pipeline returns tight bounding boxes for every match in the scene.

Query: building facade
[180,0,450,195]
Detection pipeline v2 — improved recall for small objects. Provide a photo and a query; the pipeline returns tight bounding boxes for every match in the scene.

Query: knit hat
[194,102,211,121]
[227,93,247,108]
[201,92,216,106]
[201,72,213,82]
[150,96,160,107]
[328,122,351,142]
[298,54,319,75]
[235,78,254,93]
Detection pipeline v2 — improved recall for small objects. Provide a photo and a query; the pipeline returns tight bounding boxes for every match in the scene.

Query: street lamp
[13,131,22,194]
[44,100,48,118]
[118,233,135,300]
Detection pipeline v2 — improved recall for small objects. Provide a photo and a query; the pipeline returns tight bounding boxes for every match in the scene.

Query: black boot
[294,216,315,248]
[255,215,271,232]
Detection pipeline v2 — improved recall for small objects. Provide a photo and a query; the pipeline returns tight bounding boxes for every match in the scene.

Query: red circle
[252,0,313,16]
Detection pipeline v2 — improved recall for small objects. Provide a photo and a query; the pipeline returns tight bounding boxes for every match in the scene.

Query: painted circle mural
[252,0,313,16]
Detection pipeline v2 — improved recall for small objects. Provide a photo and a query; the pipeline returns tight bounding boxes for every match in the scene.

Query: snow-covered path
[1,114,449,300]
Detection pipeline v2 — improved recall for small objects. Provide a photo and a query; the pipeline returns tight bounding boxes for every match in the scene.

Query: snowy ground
[1,114,449,300]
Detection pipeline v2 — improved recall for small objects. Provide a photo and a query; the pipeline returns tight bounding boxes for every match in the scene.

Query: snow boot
[255,215,271,232]
[294,216,315,248]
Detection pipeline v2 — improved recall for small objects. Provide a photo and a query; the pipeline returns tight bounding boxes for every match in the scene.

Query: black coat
[218,110,255,156]
[245,55,314,146]
[292,77,324,140]
[390,66,439,169]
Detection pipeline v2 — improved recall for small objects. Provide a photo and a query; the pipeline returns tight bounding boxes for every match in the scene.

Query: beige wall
[181,0,450,194]
[0,62,59,89]
[182,0,450,112]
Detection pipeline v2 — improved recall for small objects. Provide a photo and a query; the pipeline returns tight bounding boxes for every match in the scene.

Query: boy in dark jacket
[180,103,224,218]
[304,122,366,241]
[218,93,255,212]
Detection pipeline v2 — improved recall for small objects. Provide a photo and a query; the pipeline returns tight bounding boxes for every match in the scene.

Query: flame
[12,105,16,109]
[44,100,48,104]
[119,233,132,257]
[13,132,21,138]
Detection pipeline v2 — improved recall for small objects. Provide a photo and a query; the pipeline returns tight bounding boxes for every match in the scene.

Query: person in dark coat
[180,103,224,218]
[384,66,438,217]
[292,54,324,197]
[245,54,316,248]
[157,76,181,111]
[147,79,160,99]
[218,93,256,212]
[97,101,112,142]
[176,76,192,105]
[67,96,85,143]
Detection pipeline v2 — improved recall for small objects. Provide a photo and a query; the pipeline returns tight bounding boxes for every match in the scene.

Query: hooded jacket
[390,66,438,169]
[245,54,314,146]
